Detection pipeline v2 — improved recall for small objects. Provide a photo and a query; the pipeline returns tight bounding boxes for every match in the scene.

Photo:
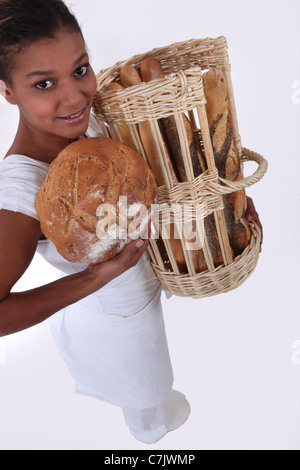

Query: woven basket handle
[212,148,268,195]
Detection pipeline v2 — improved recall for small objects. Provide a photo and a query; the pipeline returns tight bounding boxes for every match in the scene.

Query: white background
[0,0,299,450]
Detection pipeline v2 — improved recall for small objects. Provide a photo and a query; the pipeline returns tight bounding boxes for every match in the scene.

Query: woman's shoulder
[0,154,49,182]
[1,153,49,169]
[0,155,49,221]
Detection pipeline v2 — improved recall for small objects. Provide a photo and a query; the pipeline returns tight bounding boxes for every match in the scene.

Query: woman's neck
[5,120,82,163]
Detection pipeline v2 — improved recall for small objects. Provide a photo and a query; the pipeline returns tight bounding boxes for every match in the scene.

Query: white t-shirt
[0,114,173,408]
[0,113,160,315]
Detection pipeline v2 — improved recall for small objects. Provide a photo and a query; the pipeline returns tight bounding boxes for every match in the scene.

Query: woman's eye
[35,80,53,90]
[75,65,89,77]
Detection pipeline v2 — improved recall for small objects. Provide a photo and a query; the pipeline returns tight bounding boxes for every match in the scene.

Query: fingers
[245,196,255,221]
[250,211,263,251]
[87,238,150,287]
[255,215,263,252]
[245,196,263,252]
[114,238,150,271]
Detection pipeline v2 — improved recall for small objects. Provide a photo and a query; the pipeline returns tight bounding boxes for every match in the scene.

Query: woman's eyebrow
[26,70,53,78]
[26,52,89,78]
[74,52,89,65]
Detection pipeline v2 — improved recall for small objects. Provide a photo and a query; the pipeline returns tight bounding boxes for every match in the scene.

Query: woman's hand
[85,238,150,291]
[245,196,263,252]
[86,219,152,290]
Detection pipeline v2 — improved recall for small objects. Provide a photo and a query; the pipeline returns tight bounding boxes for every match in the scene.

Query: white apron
[0,114,190,443]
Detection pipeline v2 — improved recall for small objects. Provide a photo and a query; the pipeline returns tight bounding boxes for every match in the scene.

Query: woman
[0,0,262,445]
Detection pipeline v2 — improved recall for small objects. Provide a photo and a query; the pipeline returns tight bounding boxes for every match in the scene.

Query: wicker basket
[92,36,268,299]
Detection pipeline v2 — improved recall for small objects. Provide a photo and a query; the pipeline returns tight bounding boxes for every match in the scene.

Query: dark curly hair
[0,0,83,85]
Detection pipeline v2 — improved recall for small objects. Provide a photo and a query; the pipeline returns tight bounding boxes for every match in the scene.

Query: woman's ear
[1,81,18,105]
[0,81,5,104]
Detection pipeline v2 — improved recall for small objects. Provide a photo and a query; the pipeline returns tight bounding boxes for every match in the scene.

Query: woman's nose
[60,81,83,109]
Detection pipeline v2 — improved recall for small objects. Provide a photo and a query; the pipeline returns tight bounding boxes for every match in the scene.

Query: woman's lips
[56,106,87,125]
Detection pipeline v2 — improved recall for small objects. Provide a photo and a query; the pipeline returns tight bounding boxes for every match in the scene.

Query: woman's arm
[0,210,149,337]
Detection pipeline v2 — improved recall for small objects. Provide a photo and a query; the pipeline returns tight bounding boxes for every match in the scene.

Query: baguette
[120,65,187,272]
[120,65,177,187]
[140,57,206,181]
[140,57,208,273]
[203,68,251,256]
[104,82,135,149]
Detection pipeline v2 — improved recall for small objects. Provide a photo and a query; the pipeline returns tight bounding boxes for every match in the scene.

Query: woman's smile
[56,105,88,125]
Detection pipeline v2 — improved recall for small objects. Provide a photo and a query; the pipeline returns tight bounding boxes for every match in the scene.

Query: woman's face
[5,29,97,142]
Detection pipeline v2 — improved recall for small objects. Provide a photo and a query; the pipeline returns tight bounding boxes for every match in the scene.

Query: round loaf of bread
[35,137,158,264]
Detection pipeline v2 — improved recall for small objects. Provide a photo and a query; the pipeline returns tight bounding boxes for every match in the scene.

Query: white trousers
[122,389,191,444]
[49,285,190,443]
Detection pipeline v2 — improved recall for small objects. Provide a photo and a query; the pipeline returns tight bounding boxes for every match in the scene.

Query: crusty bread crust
[203,68,251,257]
[35,137,158,263]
